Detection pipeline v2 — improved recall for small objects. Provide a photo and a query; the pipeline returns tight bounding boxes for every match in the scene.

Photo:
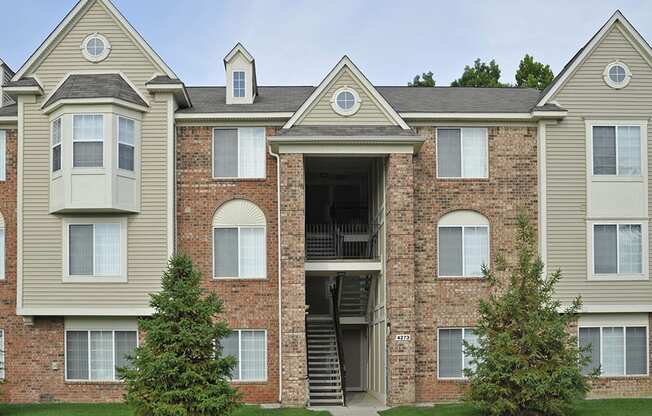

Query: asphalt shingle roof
[0,104,17,117]
[43,74,147,108]
[178,86,314,113]
[276,125,418,137]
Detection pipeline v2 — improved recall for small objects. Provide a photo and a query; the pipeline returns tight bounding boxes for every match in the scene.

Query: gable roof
[224,43,254,65]
[178,86,315,114]
[538,10,652,106]
[12,0,178,81]
[283,56,410,129]
[42,73,148,109]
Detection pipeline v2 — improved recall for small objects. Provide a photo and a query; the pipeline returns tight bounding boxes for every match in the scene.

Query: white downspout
[268,144,283,404]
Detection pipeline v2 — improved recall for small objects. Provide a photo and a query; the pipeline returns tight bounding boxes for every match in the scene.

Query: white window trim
[51,117,62,176]
[588,121,645,179]
[211,127,267,180]
[603,61,632,89]
[330,86,361,116]
[72,113,105,169]
[589,221,648,281]
[212,225,267,280]
[63,329,139,382]
[436,127,489,179]
[578,324,649,378]
[0,130,5,182]
[0,224,4,281]
[225,329,268,383]
[233,71,246,98]
[0,329,4,380]
[437,327,476,380]
[62,217,128,283]
[81,33,111,63]
[116,115,136,175]
[437,224,490,278]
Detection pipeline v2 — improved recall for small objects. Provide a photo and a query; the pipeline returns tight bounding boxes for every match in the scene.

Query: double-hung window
[592,125,641,176]
[0,218,4,280]
[0,330,4,379]
[593,223,642,277]
[65,330,137,381]
[73,114,104,168]
[68,223,121,277]
[438,225,489,277]
[437,128,488,178]
[117,116,135,171]
[233,71,245,98]
[438,328,479,379]
[214,226,265,278]
[220,330,267,381]
[52,118,62,172]
[0,130,5,181]
[579,326,648,376]
[213,128,265,179]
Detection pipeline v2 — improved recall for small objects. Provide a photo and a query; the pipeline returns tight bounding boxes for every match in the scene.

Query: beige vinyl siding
[297,68,395,126]
[20,0,169,311]
[547,23,652,306]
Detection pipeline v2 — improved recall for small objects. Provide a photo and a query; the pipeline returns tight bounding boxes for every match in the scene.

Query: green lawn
[379,398,652,416]
[0,403,330,416]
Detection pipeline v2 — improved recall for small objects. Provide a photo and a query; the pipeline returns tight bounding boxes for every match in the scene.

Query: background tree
[515,54,554,90]
[122,255,240,416]
[450,58,509,87]
[465,215,594,416]
[408,71,435,87]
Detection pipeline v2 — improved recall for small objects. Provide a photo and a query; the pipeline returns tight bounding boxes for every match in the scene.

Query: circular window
[331,87,361,116]
[81,33,111,62]
[603,61,631,89]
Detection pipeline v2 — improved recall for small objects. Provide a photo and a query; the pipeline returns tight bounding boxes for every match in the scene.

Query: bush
[121,255,240,416]
[465,215,594,416]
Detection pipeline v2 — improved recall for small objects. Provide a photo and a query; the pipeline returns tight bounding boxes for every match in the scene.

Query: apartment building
[0,0,650,407]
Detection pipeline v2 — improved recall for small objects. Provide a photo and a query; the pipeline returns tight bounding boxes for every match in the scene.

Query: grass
[379,398,652,416]
[0,403,331,416]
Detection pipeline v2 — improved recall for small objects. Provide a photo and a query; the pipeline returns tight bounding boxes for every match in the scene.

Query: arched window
[437,210,489,278]
[213,200,266,279]
[0,212,4,280]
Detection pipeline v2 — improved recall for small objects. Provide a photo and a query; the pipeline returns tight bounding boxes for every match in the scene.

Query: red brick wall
[412,126,539,402]
[176,126,280,403]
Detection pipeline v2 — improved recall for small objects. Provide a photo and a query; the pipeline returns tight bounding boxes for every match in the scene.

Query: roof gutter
[399,111,567,121]
[174,112,294,121]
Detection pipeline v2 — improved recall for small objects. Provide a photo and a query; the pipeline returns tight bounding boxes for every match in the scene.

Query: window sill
[212,277,268,281]
[65,380,124,385]
[594,375,649,380]
[211,177,268,182]
[436,276,485,281]
[230,379,268,385]
[589,274,648,282]
[436,177,489,181]
[591,175,643,183]
[437,377,469,383]
[63,276,128,284]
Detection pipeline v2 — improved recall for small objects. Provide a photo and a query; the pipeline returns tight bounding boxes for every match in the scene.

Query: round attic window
[81,33,111,62]
[603,61,631,89]
[331,87,361,116]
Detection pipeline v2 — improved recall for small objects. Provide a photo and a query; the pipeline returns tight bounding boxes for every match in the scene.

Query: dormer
[224,43,257,105]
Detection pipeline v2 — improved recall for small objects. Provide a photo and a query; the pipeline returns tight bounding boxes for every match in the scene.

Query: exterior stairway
[306,317,344,406]
[338,276,371,317]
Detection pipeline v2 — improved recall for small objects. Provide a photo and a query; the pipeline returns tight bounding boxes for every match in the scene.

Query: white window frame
[64,329,139,382]
[437,224,490,278]
[116,115,136,174]
[212,225,267,280]
[603,61,632,89]
[81,33,111,63]
[223,329,268,383]
[436,127,489,179]
[578,325,649,378]
[330,86,361,116]
[589,123,643,178]
[62,217,128,283]
[211,127,266,180]
[437,327,476,380]
[72,114,104,169]
[0,223,4,281]
[233,71,246,98]
[51,117,62,174]
[0,129,5,181]
[589,222,648,281]
[0,329,4,380]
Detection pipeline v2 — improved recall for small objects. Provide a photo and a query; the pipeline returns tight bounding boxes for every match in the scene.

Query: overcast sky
[1,0,651,87]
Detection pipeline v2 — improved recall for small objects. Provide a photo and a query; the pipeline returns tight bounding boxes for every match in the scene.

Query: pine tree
[465,215,594,416]
[121,255,240,416]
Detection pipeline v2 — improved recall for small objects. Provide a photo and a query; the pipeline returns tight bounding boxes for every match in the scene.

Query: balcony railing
[305,223,379,260]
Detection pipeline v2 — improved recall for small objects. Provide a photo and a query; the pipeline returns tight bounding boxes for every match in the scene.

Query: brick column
[279,154,308,406]
[386,153,416,405]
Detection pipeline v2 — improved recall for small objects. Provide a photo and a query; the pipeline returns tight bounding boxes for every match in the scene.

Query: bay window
[52,118,62,172]
[579,326,648,376]
[220,330,267,381]
[592,125,641,176]
[437,128,488,178]
[117,116,135,171]
[438,328,479,379]
[213,128,265,179]
[593,223,643,277]
[65,330,138,381]
[73,114,104,168]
